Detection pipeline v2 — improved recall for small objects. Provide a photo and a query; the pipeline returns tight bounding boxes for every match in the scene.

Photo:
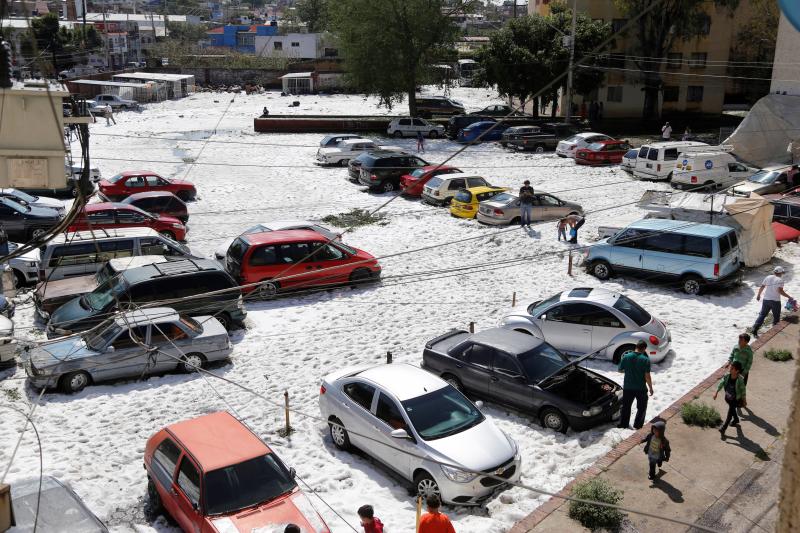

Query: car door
[149,320,188,371]
[115,208,150,230]
[339,381,377,449]
[396,118,412,135]
[489,351,534,410]
[536,194,563,220]
[412,118,427,135]
[727,162,751,181]
[536,303,593,355]
[123,176,146,196]
[445,177,466,200]
[608,228,644,271]
[581,304,626,353]
[149,438,183,521]
[0,202,23,237]
[46,242,97,279]
[466,177,488,188]
[145,175,167,193]
[304,241,352,286]
[639,232,690,277]
[453,343,493,396]
[92,325,151,381]
[172,455,203,533]
[370,391,413,476]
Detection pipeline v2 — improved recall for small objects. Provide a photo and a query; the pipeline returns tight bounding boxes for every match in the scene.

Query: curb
[509,316,795,533]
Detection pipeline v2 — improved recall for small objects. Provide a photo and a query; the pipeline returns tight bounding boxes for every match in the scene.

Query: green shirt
[717,373,747,400]
[729,345,753,374]
[618,351,651,391]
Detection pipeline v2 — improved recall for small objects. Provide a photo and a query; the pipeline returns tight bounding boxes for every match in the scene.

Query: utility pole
[564,0,577,123]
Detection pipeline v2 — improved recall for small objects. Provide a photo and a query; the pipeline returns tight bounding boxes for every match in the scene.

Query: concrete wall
[157,67,283,87]
[255,33,320,60]
[771,14,800,96]
[778,337,800,533]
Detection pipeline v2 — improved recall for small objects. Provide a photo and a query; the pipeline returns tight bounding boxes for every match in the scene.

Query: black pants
[648,457,662,478]
[722,399,740,430]
[619,389,648,429]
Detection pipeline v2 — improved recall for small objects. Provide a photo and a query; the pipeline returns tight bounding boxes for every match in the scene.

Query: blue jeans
[520,203,532,225]
[619,389,648,429]
[753,299,781,333]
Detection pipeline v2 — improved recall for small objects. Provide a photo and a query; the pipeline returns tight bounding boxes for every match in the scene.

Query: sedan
[22,308,232,393]
[319,363,521,505]
[456,121,509,143]
[400,165,462,197]
[120,191,188,223]
[68,202,187,241]
[0,197,63,241]
[98,171,197,202]
[0,188,64,213]
[476,192,583,226]
[499,288,672,363]
[731,165,795,197]
[422,327,621,433]
[214,220,342,260]
[556,132,614,158]
[10,476,108,532]
[575,140,632,166]
[499,126,540,148]
[470,104,522,117]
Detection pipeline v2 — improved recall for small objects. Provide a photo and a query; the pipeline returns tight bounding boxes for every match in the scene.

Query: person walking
[641,418,671,481]
[617,340,653,430]
[357,505,384,533]
[661,121,672,140]
[104,105,116,126]
[566,213,585,244]
[417,130,425,153]
[519,180,535,227]
[727,333,753,385]
[557,218,568,241]
[681,126,692,141]
[418,495,455,533]
[752,266,792,338]
[714,361,747,437]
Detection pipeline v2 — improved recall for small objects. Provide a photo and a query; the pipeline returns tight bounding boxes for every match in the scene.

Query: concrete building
[771,13,800,96]
[529,0,759,118]
[206,24,278,54]
[254,32,337,60]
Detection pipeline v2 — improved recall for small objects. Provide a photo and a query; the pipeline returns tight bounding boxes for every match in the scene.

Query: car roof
[124,191,181,200]
[465,121,497,128]
[123,258,223,283]
[85,202,137,211]
[108,255,169,270]
[588,140,626,146]
[243,228,326,246]
[356,363,447,401]
[51,227,160,244]
[760,164,792,172]
[113,307,180,327]
[118,170,159,177]
[773,196,800,205]
[640,141,708,148]
[575,132,608,138]
[461,186,505,194]
[165,411,270,471]
[340,138,376,146]
[681,151,735,159]
[419,165,457,172]
[625,218,733,237]
[257,219,317,229]
[556,287,623,307]
[470,327,544,354]
[435,172,485,181]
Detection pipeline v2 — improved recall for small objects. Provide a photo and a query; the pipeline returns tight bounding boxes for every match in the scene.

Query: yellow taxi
[450,186,508,219]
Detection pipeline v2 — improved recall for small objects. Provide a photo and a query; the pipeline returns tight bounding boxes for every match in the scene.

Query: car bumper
[436,457,522,506]
[576,158,615,166]
[421,194,448,206]
[705,268,743,288]
[450,207,477,218]
[565,399,622,432]
[357,175,382,189]
[476,213,512,225]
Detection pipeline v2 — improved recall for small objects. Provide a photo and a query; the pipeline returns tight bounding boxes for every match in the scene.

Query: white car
[66,163,102,183]
[556,132,614,158]
[316,139,401,166]
[319,134,364,147]
[0,189,64,213]
[319,363,521,505]
[93,94,138,110]
[620,148,638,173]
[387,117,446,138]
[421,173,491,206]
[214,220,341,260]
[671,151,757,191]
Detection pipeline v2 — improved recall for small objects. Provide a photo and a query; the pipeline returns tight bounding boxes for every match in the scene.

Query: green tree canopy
[296,0,329,33]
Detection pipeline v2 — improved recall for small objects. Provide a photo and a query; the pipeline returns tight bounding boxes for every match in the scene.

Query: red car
[144,411,330,533]
[575,140,632,166]
[98,170,197,202]
[224,229,381,298]
[68,202,187,240]
[400,165,462,197]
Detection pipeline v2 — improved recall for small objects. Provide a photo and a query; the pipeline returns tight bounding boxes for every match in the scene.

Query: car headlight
[441,464,478,483]
[582,406,604,417]
[172,223,183,228]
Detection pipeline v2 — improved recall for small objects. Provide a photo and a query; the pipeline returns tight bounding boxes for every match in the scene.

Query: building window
[291,42,300,47]
[606,86,623,103]
[663,86,679,102]
[611,19,628,33]
[689,52,707,68]
[687,85,704,102]
[699,15,711,35]
[666,53,682,70]
[274,41,283,50]
[236,33,254,47]
[323,47,338,57]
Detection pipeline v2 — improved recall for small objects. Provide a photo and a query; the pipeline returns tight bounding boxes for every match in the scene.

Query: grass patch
[764,349,793,362]
[2,388,21,402]
[322,208,386,228]
[681,401,722,427]
[568,477,625,531]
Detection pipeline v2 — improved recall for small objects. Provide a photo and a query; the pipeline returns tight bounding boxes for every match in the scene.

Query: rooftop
[357,363,447,401]
[243,228,325,246]
[113,72,196,82]
[626,218,734,237]
[113,307,180,327]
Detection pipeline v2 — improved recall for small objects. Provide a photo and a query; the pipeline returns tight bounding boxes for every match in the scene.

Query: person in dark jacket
[519,180,535,227]
[357,504,384,533]
[641,418,671,480]
[714,361,747,437]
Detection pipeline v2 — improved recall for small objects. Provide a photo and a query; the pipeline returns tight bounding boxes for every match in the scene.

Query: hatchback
[476,192,583,225]
[225,229,381,299]
[99,170,197,201]
[399,165,462,197]
[68,202,188,241]
[575,140,632,166]
[450,186,507,219]
[387,117,445,138]
[456,121,508,143]
[319,363,521,505]
[215,220,341,260]
[499,288,672,363]
[144,411,330,533]
[9,476,108,532]
[555,132,614,158]
[446,115,494,139]
[620,149,638,173]
[121,191,189,223]
[421,173,491,206]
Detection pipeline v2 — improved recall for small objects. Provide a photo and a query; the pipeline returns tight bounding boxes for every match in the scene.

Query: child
[357,504,384,533]
[727,333,753,385]
[714,360,747,436]
[641,418,670,480]
[557,218,568,241]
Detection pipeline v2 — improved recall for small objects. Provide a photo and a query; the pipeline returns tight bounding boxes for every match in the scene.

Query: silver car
[499,288,673,363]
[319,363,521,505]
[477,192,584,226]
[22,308,232,393]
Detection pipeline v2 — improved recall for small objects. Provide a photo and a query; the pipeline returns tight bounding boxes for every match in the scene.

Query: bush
[681,401,722,427]
[764,348,793,361]
[321,208,386,228]
[568,477,625,531]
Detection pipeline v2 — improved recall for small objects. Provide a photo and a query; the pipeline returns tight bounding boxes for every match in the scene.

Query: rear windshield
[410,168,426,178]
[227,237,249,263]
[624,149,638,159]
[719,231,738,257]
[426,176,443,189]
[454,190,472,203]
[490,192,516,204]
[564,135,581,143]
[108,173,127,183]
[612,295,652,327]
[586,143,605,151]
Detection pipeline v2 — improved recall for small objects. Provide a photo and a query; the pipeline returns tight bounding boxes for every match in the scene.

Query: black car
[771,196,800,230]
[500,126,541,147]
[0,197,63,241]
[421,327,621,433]
[504,123,579,152]
[356,153,428,193]
[470,104,523,117]
[121,191,189,224]
[347,150,403,183]
[446,115,495,139]
[415,96,466,118]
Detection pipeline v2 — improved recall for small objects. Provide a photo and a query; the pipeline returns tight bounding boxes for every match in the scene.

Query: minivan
[632,141,709,181]
[47,258,246,337]
[671,151,756,191]
[585,219,742,295]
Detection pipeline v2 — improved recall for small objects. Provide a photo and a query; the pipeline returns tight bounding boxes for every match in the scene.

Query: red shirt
[419,512,456,533]
[363,517,384,533]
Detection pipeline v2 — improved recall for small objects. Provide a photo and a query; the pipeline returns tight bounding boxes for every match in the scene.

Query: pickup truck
[92,94,138,110]
[502,123,578,153]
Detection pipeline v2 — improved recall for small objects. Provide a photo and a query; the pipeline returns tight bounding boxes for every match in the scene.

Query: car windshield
[517,343,570,383]
[426,176,444,189]
[243,224,271,235]
[95,263,116,285]
[454,190,472,203]
[401,386,484,441]
[612,295,652,327]
[527,293,563,316]
[227,238,249,263]
[747,170,780,184]
[83,320,123,350]
[180,316,202,333]
[108,173,128,184]
[83,276,128,311]
[335,242,357,255]
[204,454,297,516]
[8,190,36,203]
[585,143,606,151]
[0,197,29,213]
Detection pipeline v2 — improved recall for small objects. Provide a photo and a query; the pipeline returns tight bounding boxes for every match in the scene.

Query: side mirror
[540,314,547,321]
[475,400,484,410]
[390,428,411,440]
[289,467,296,479]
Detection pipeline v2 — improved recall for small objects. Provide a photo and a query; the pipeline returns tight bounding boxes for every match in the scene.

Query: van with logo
[671,151,756,191]
[632,141,708,181]
[585,218,742,295]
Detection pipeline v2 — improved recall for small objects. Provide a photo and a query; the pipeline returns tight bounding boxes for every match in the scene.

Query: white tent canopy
[724,94,800,167]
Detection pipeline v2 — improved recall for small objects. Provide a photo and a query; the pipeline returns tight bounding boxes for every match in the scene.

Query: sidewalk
[511,317,799,533]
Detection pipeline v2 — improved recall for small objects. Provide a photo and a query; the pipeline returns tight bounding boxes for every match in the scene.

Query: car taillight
[320,385,326,395]
[370,174,378,181]
[714,263,719,276]
[690,176,697,183]
[657,164,661,171]
[433,190,440,197]
[649,335,660,346]
[494,209,504,215]
[463,205,473,210]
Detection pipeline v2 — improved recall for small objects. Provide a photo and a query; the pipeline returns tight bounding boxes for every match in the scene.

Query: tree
[330,0,471,115]
[29,13,65,73]
[728,0,778,105]
[296,0,329,33]
[614,0,739,119]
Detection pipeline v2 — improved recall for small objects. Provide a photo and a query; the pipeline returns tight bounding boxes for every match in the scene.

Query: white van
[633,141,709,181]
[671,151,757,191]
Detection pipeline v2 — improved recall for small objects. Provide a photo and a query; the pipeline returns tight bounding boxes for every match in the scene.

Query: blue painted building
[206,22,277,53]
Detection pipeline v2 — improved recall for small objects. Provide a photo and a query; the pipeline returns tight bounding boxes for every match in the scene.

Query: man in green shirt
[617,340,654,429]
[727,333,753,385]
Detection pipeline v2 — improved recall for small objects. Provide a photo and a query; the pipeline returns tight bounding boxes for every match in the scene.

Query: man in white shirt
[661,122,672,140]
[752,266,792,337]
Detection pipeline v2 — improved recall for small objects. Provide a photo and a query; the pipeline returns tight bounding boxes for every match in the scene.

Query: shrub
[681,401,722,427]
[568,477,625,531]
[764,348,793,362]
[321,208,386,228]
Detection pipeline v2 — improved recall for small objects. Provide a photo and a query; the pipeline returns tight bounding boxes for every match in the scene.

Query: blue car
[456,121,509,143]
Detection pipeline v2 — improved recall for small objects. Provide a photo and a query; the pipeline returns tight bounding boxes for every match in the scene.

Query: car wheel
[393,130,404,138]
[60,370,90,394]
[349,268,374,285]
[540,407,568,433]
[30,228,47,241]
[215,312,233,330]
[338,159,348,167]
[159,230,176,240]
[591,260,613,280]
[180,353,205,373]
[613,344,635,364]
[703,181,716,191]
[146,477,163,516]
[71,185,79,198]
[510,217,521,225]
[381,181,396,193]
[428,130,439,139]
[534,144,545,153]
[12,269,27,288]
[256,280,279,300]
[682,274,704,295]
[328,417,352,450]
[666,172,674,182]
[414,471,441,500]
[441,373,463,391]
[176,191,192,202]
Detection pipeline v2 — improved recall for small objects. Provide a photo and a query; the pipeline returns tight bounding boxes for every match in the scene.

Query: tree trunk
[551,89,558,118]
[530,96,539,118]
[407,83,417,117]
[641,72,661,120]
